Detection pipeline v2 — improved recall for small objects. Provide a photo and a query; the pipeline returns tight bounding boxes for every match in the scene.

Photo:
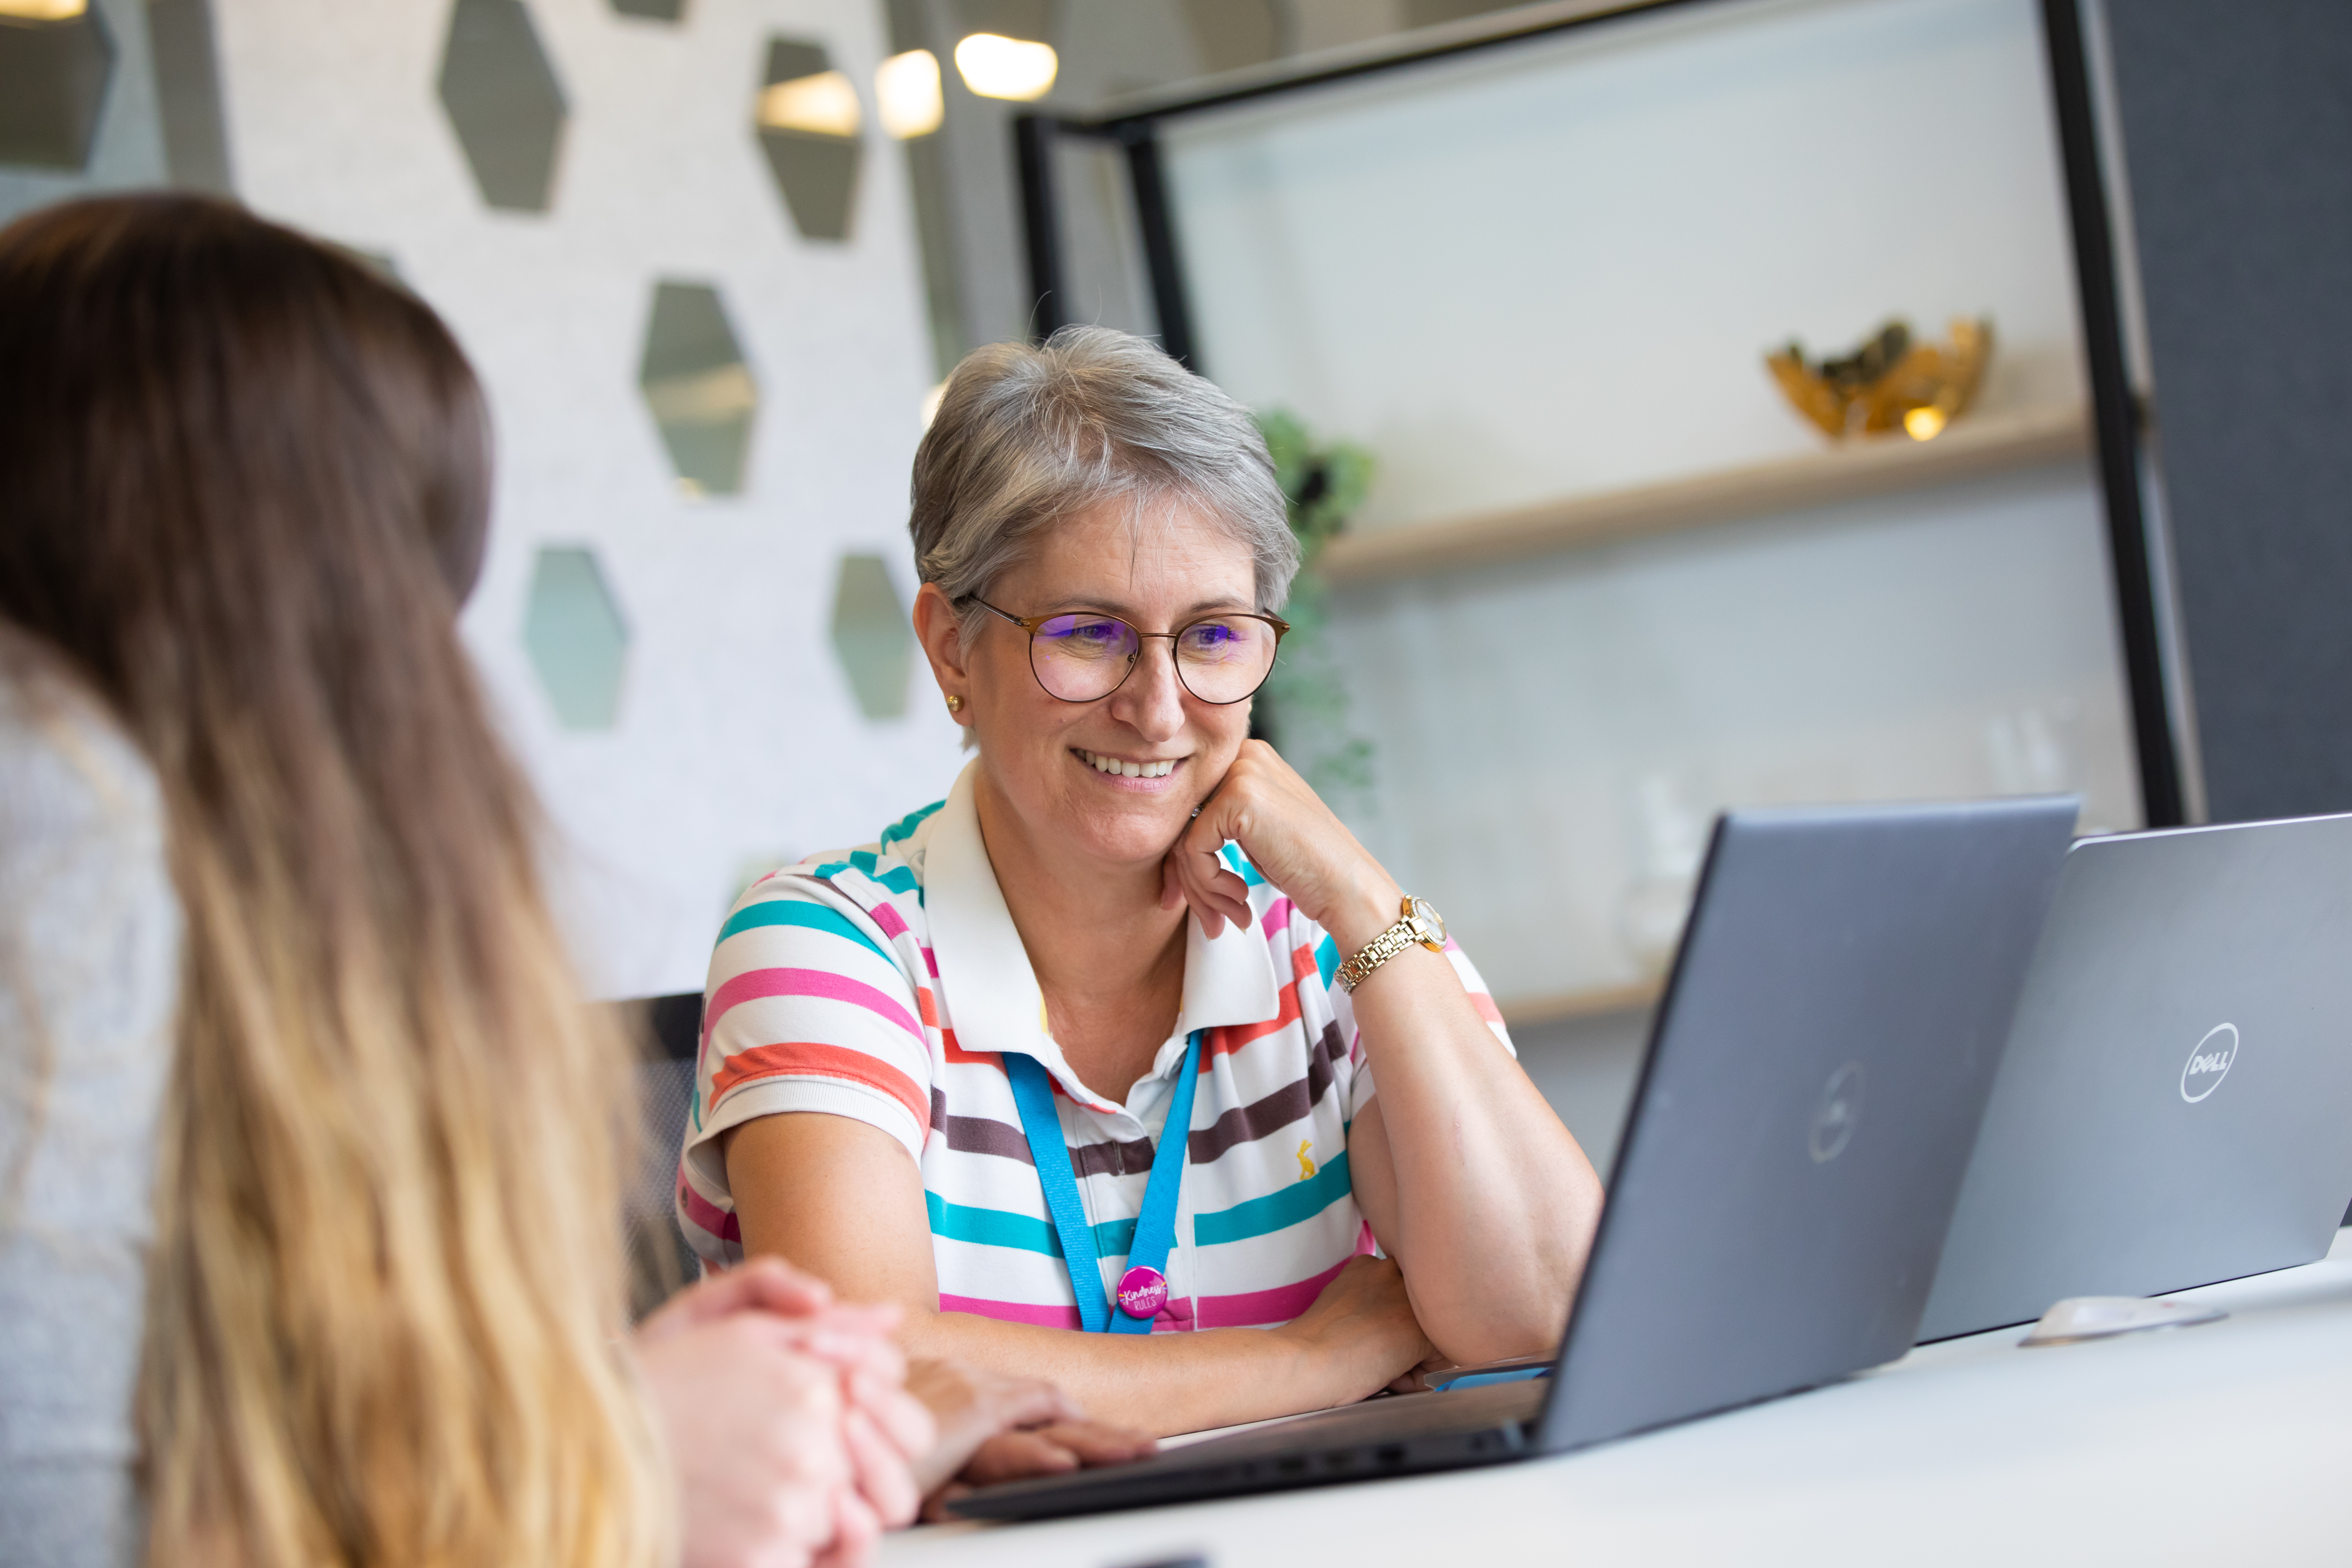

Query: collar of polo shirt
[924,761,1281,1110]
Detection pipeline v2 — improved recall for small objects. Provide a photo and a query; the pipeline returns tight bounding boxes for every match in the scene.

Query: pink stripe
[1259,897,1295,940]
[939,1293,1083,1330]
[676,1177,742,1244]
[705,967,923,1050]
[1195,1251,1364,1330]
[921,946,940,977]
[870,903,909,940]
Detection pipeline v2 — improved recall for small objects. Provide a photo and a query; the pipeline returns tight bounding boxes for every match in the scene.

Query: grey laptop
[1917,813,2352,1343]
[951,797,2075,1521]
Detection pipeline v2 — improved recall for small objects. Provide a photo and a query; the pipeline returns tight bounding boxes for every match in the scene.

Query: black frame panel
[1013,0,2186,827]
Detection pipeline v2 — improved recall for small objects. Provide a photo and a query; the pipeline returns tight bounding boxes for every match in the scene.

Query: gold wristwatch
[1334,895,1447,993]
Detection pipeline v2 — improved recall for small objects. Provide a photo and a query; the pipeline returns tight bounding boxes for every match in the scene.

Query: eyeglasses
[966,596,1290,705]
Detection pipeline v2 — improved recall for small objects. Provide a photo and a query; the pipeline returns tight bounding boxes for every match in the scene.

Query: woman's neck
[974,772,1189,1103]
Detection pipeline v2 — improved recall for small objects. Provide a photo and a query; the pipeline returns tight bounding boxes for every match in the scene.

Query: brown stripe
[932,1087,1153,1174]
[1187,1019,1341,1165]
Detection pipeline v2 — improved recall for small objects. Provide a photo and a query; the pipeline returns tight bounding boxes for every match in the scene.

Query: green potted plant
[1255,408,1375,807]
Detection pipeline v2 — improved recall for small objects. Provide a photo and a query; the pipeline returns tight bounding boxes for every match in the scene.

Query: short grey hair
[908,327,1299,621]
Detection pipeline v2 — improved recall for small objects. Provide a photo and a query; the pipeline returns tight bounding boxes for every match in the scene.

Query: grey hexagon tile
[609,0,684,17]
[754,37,861,242]
[830,554,913,721]
[437,0,568,213]
[523,546,628,730]
[639,280,757,498]
[0,5,115,171]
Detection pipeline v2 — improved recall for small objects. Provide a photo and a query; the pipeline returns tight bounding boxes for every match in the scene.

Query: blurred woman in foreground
[0,194,1135,1568]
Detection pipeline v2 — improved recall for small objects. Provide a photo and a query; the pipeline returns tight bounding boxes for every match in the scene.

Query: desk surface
[889,1230,2352,1568]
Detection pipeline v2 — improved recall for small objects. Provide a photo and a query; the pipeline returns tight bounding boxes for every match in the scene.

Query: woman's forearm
[893,1308,1347,1436]
[1346,945,1604,1364]
[725,1115,1421,1438]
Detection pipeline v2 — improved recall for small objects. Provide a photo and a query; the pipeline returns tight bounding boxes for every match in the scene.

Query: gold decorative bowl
[1767,316,1994,442]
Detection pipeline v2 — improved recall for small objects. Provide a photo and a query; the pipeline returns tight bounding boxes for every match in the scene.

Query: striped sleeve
[687,873,933,1176]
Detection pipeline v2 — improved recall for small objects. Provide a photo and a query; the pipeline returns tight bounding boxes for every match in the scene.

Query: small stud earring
[945,694,965,714]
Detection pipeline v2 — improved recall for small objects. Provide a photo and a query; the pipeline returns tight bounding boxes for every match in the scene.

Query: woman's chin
[1057,799,1193,868]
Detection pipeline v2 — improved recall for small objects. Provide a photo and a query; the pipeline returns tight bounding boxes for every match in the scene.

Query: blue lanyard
[1002,1029,1204,1334]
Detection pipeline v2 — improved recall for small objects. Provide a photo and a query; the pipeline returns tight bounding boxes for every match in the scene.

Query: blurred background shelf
[1497,979,1664,1029]
[1317,401,2092,587]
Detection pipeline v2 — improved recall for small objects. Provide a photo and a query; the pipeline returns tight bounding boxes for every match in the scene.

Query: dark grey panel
[2102,1,2352,821]
[0,9,116,172]
[756,36,861,242]
[436,0,569,213]
[0,0,168,229]
[146,0,231,192]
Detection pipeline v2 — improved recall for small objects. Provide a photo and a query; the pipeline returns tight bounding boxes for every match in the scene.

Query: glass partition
[1023,0,2169,1014]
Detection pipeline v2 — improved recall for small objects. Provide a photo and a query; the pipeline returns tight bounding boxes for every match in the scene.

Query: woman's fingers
[813,1485,883,1568]
[1164,831,1253,938]
[847,1366,938,1462]
[840,1404,921,1530]
[902,1359,1086,1496]
[955,1430,1083,1485]
[634,1254,833,1343]
[1018,1419,1156,1466]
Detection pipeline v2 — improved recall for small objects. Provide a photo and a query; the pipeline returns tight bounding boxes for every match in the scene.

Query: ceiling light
[0,0,89,17]
[874,49,943,138]
[953,33,1057,102]
[756,69,861,138]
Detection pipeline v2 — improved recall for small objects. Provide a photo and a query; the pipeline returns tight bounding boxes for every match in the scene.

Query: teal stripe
[812,857,922,897]
[879,800,945,850]
[925,1190,1136,1259]
[714,900,890,962]
[1219,844,1267,886]
[1314,935,1340,989]
[1194,1152,1352,1246]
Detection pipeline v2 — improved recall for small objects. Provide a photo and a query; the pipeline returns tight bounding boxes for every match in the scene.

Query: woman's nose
[1111,638,1188,740]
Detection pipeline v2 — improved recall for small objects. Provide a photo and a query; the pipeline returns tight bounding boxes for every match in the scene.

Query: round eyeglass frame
[965,595,1291,705]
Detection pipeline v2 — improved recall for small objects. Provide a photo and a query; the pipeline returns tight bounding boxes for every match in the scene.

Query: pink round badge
[1116,1265,1169,1319]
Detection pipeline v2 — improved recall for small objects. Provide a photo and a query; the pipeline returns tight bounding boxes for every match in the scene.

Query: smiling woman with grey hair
[680,326,1602,1440]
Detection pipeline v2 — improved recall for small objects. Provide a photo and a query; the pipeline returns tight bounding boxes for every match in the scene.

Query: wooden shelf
[1317,401,2092,587]
[1496,979,1663,1030]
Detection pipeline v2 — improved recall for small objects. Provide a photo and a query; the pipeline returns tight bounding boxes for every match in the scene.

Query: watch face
[1410,897,1446,946]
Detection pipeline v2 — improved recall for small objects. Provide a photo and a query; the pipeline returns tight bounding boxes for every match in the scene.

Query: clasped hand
[634,1257,1153,1568]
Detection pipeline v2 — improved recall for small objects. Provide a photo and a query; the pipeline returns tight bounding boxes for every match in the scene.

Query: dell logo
[2180,1023,2238,1103]
[1809,1062,1865,1163]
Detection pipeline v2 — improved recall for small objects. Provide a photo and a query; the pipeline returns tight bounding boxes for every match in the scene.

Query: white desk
[889,1230,2352,1567]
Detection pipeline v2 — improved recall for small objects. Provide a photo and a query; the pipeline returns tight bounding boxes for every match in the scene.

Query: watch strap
[1335,897,1436,993]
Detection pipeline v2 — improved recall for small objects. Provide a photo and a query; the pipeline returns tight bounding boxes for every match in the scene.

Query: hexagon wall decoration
[754,37,861,242]
[0,5,115,171]
[638,280,757,498]
[437,0,568,213]
[609,0,684,17]
[523,546,629,730]
[829,555,913,721]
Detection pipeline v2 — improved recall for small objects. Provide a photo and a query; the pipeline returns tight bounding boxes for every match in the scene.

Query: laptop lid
[1533,797,2076,1453]
[1916,814,2352,1343]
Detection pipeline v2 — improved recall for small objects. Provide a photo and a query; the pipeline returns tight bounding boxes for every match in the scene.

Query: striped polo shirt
[675,761,1514,1331]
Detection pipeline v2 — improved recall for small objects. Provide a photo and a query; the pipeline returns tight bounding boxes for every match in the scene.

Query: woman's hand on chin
[1161,739,1402,950]
[1270,1255,1435,1406]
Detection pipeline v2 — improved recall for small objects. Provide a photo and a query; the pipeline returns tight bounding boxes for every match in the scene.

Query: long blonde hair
[0,197,670,1566]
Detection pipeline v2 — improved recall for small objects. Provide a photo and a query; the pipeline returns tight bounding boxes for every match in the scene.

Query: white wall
[214,0,965,997]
